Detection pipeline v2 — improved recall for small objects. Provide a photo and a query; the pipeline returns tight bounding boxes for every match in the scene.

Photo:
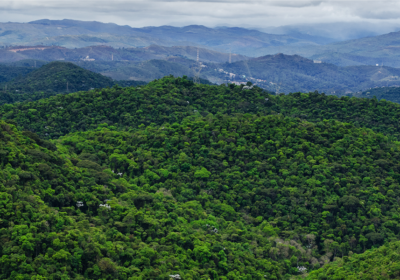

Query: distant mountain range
[0,19,335,57]
[1,19,400,69]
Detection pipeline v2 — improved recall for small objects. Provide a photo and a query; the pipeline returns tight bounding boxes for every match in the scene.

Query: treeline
[2,76,400,140]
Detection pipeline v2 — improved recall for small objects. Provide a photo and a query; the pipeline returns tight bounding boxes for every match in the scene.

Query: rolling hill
[294,30,400,68]
[2,77,400,279]
[352,86,400,104]
[2,61,115,92]
[0,63,35,83]
[0,61,147,105]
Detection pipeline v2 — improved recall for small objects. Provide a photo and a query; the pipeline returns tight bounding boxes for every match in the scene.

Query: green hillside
[78,59,194,81]
[0,119,292,279]
[306,241,400,279]
[0,64,35,83]
[3,61,115,93]
[352,86,400,104]
[3,76,400,140]
[3,76,400,278]
[0,61,147,105]
[4,108,400,278]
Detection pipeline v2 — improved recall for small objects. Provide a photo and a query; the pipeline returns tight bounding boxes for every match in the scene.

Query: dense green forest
[0,62,146,105]
[2,76,400,140]
[3,110,400,279]
[352,86,400,104]
[2,61,116,93]
[307,241,400,279]
[0,64,35,84]
[3,76,400,279]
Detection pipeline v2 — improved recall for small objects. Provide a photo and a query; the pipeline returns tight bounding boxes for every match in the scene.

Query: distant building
[313,60,322,64]
[81,56,95,61]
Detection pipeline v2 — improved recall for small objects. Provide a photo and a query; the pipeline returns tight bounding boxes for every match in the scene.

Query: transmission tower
[243,60,252,79]
[193,48,202,84]
[229,48,232,64]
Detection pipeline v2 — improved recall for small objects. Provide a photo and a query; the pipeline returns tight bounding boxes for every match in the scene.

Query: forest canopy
[1,76,400,279]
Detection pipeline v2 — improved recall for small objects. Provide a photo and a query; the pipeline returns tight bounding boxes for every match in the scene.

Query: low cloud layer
[1,0,400,28]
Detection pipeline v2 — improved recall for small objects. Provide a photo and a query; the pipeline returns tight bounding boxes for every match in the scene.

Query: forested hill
[352,86,400,104]
[307,241,400,279]
[2,61,115,93]
[0,64,35,84]
[0,61,147,105]
[2,76,400,141]
[3,109,400,278]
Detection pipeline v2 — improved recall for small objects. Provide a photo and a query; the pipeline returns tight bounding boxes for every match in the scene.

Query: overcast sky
[1,0,400,29]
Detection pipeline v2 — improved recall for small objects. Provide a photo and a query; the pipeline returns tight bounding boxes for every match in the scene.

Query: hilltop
[2,61,115,92]
[0,61,146,104]
[0,64,35,83]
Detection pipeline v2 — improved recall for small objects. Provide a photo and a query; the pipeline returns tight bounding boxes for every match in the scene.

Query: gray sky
[1,0,400,28]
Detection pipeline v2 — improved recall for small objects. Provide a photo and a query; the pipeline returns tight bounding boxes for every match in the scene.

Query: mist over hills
[2,19,400,70]
[0,19,337,56]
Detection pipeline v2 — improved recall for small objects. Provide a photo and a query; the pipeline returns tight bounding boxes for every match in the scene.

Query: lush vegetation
[3,76,400,278]
[0,62,146,105]
[0,64,35,84]
[307,241,400,279]
[4,110,400,279]
[0,117,312,279]
[352,86,400,104]
[3,76,400,140]
[78,59,193,82]
[1,61,116,93]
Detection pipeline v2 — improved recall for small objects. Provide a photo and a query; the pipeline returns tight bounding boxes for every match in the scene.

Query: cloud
[0,0,400,28]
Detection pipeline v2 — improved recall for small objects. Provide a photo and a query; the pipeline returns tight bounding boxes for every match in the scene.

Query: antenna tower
[229,48,232,64]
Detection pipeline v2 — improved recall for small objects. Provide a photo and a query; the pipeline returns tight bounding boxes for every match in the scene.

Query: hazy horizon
[1,0,400,37]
